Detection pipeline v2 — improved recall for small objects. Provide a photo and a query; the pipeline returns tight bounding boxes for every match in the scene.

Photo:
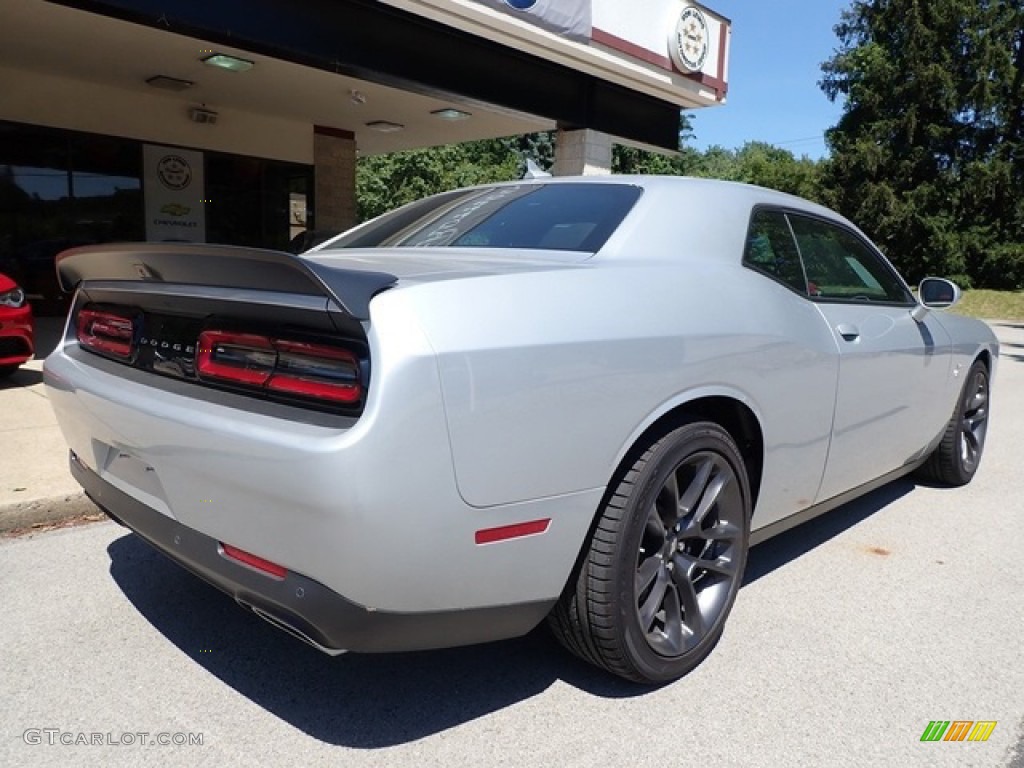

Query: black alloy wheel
[958,363,989,475]
[549,420,751,684]
[920,359,990,487]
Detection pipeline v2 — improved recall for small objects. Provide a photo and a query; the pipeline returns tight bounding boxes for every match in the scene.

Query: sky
[689,0,852,159]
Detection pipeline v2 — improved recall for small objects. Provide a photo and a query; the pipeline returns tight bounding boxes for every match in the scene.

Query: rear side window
[743,209,807,294]
[325,183,642,254]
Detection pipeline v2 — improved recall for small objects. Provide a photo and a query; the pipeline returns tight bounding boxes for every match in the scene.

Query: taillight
[197,330,361,404]
[196,331,275,386]
[77,308,135,360]
[269,340,361,403]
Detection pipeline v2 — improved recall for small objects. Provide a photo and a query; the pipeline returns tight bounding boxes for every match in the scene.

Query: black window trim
[740,206,809,298]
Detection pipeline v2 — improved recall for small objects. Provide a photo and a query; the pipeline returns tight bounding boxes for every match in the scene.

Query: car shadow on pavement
[106,534,648,748]
[106,476,919,747]
[743,479,915,585]
[0,367,43,387]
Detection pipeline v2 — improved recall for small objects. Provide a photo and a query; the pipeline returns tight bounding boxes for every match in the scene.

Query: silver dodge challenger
[45,176,997,684]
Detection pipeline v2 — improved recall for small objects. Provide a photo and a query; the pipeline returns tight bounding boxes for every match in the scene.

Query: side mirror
[918,277,961,309]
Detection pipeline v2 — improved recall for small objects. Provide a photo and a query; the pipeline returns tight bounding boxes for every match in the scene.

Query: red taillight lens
[268,340,361,404]
[196,331,361,405]
[77,308,135,360]
[197,331,275,386]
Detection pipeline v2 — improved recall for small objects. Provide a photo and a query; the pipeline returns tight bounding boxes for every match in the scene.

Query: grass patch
[951,289,1024,322]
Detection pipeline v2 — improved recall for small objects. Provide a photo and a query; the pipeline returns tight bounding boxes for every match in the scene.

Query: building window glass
[0,121,312,314]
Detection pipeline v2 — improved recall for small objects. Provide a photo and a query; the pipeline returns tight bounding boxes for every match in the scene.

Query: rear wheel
[549,421,751,683]
[919,360,990,486]
[0,365,18,379]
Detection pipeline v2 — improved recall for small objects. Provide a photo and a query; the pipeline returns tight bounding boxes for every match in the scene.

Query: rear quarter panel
[381,257,841,530]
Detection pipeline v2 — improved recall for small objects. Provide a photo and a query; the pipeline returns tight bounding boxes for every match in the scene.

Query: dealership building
[0,0,729,304]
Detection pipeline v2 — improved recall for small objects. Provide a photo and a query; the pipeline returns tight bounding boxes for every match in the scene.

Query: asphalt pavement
[1,320,1022,767]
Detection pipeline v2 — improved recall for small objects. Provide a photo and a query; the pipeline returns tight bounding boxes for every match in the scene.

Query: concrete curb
[0,492,103,534]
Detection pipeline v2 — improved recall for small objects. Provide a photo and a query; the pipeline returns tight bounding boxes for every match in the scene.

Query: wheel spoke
[662,585,684,651]
[669,557,703,637]
[675,550,735,577]
[663,468,680,513]
[677,457,714,517]
[635,556,661,596]
[644,505,667,540]
[700,554,735,576]
[692,471,730,526]
[962,426,979,449]
[638,566,670,630]
[704,520,742,541]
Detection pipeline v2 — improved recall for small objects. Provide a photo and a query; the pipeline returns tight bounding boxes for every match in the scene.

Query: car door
[786,213,953,502]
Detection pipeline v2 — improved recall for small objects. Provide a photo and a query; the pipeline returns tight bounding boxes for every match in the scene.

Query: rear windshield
[322,183,642,253]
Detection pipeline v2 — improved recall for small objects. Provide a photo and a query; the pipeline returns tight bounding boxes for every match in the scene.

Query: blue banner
[470,0,592,42]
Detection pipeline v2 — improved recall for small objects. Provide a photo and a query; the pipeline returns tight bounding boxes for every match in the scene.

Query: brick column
[313,125,357,232]
[552,128,612,176]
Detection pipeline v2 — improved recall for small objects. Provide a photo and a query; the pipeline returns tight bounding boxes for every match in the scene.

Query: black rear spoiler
[56,243,396,320]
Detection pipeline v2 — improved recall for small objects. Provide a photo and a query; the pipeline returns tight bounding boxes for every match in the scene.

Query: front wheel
[549,421,751,683]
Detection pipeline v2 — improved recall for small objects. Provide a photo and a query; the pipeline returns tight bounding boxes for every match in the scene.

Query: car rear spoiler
[56,243,396,320]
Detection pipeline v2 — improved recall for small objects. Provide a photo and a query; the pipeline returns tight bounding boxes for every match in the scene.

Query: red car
[0,272,34,377]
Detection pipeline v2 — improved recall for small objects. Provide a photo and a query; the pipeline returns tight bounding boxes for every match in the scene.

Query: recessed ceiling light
[431,108,472,121]
[146,75,195,91]
[201,53,254,72]
[365,120,405,133]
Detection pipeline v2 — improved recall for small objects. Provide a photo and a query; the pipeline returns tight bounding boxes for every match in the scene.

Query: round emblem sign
[156,154,192,191]
[669,5,709,73]
[504,0,537,9]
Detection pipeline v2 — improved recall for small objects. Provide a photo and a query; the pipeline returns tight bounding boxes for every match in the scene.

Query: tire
[549,420,751,684]
[0,366,18,379]
[918,359,990,487]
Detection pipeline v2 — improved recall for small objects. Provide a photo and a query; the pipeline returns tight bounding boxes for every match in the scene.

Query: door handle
[835,323,860,342]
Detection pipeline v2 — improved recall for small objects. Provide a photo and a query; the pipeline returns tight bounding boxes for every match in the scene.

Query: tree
[707,142,824,201]
[820,0,1024,288]
[355,139,520,221]
[355,112,828,228]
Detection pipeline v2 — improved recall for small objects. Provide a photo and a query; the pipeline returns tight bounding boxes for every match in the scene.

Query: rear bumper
[72,451,553,654]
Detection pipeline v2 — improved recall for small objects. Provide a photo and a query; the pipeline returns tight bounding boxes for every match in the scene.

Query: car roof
[501,175,860,266]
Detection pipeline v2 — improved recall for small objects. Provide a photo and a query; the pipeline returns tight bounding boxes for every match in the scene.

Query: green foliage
[358,137,826,225]
[357,112,716,223]
[356,138,522,221]
[356,97,827,234]
[714,142,824,201]
[820,0,1024,289]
